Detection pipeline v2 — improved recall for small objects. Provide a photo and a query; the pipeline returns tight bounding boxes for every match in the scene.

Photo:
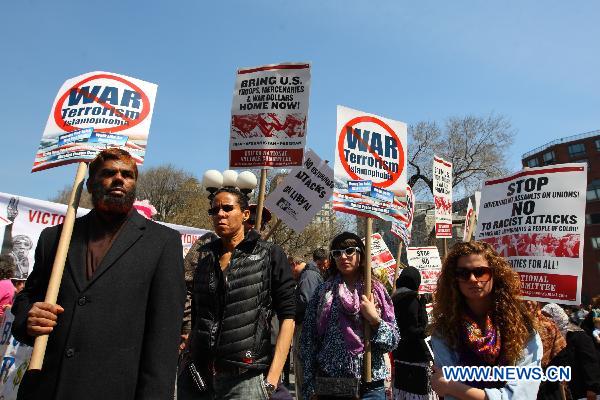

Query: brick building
[522,130,600,303]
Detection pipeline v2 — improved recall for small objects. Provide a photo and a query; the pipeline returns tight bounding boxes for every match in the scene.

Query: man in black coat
[11,149,186,400]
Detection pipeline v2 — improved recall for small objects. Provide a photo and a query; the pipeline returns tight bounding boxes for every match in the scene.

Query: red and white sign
[229,62,311,168]
[368,233,396,287]
[391,185,415,246]
[463,198,475,241]
[33,71,158,172]
[406,246,442,294]
[475,164,587,305]
[333,106,407,222]
[433,156,452,238]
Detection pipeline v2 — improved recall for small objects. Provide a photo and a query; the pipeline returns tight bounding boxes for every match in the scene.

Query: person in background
[312,248,331,279]
[300,231,399,400]
[294,249,325,397]
[0,254,16,317]
[392,266,436,400]
[524,301,567,400]
[542,303,600,400]
[429,241,541,400]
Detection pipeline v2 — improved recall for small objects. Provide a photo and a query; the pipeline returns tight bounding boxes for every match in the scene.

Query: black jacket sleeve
[269,244,295,320]
[295,266,323,323]
[571,331,600,395]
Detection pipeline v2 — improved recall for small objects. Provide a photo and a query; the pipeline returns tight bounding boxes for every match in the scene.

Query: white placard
[433,156,452,238]
[407,246,442,294]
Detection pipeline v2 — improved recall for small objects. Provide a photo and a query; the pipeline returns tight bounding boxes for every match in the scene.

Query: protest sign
[0,312,31,399]
[0,192,209,279]
[368,233,397,287]
[407,246,442,294]
[264,148,334,233]
[391,185,415,246]
[333,106,407,222]
[475,164,587,304]
[33,71,158,172]
[463,198,475,242]
[433,156,452,238]
[229,63,311,168]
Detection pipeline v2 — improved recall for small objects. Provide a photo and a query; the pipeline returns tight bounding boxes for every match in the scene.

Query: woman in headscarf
[429,241,541,400]
[542,303,600,400]
[300,232,399,400]
[392,266,437,400]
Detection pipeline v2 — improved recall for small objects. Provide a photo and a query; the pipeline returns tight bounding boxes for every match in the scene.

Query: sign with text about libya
[333,106,407,223]
[0,192,209,279]
[264,148,334,233]
[475,164,587,305]
[433,156,453,238]
[229,63,311,168]
[407,246,442,294]
[33,71,158,172]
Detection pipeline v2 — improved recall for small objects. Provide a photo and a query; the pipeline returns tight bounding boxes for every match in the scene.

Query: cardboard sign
[0,192,209,279]
[391,185,415,246]
[229,63,311,168]
[333,106,407,222]
[475,164,587,305]
[264,148,334,233]
[33,71,158,172]
[368,233,396,287]
[407,246,442,294]
[433,156,452,238]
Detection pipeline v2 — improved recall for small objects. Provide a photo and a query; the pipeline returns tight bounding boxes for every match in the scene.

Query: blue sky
[1,1,598,201]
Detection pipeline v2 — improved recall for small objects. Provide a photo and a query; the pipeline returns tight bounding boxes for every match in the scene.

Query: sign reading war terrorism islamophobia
[475,163,587,305]
[229,62,311,168]
[33,71,158,172]
[433,156,453,238]
[264,148,334,233]
[333,106,407,223]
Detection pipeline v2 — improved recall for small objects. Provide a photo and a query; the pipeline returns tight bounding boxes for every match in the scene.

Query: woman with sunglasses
[429,241,541,400]
[299,232,399,400]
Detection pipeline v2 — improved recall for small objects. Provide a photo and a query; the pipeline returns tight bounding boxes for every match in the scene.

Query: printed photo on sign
[366,233,397,288]
[229,63,311,168]
[475,163,587,305]
[433,156,452,238]
[33,71,158,172]
[333,106,407,222]
[264,148,334,233]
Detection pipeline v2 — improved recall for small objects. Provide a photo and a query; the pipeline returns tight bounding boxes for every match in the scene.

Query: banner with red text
[475,164,587,305]
[0,192,209,279]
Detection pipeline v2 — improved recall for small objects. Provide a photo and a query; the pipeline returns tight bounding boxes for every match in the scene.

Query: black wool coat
[11,210,186,400]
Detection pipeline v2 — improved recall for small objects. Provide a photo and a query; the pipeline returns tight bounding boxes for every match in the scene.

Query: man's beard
[91,181,136,215]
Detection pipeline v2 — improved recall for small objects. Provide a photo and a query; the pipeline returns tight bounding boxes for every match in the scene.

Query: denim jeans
[177,370,268,400]
[317,379,385,400]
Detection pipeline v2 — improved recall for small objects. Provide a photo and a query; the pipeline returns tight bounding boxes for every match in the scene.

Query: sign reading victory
[333,106,407,222]
[229,63,311,168]
[475,164,587,305]
[33,71,158,172]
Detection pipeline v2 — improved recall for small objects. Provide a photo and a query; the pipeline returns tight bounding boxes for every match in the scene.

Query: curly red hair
[431,241,537,365]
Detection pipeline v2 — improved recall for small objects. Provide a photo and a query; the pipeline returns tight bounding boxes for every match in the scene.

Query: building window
[592,237,600,249]
[596,139,600,151]
[542,151,556,164]
[587,214,600,224]
[588,180,600,201]
[568,143,586,158]
[526,158,539,167]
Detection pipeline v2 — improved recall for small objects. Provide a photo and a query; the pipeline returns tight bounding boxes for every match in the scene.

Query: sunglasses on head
[455,266,493,282]
[330,246,361,259]
[207,204,237,216]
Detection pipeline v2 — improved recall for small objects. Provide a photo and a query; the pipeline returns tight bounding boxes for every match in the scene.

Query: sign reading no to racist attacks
[475,163,587,305]
[32,71,158,172]
[229,62,311,168]
[333,106,407,223]
[407,246,442,294]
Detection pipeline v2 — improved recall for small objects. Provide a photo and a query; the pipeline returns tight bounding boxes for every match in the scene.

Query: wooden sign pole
[392,241,404,292]
[29,162,88,371]
[363,217,373,382]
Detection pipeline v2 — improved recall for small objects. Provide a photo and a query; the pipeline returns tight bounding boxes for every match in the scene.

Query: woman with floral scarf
[429,241,542,400]
[299,232,399,400]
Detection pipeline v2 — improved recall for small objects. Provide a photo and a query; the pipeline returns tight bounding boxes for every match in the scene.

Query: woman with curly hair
[429,241,542,400]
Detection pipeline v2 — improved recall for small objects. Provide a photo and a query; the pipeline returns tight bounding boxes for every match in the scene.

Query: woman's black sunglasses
[207,204,236,216]
[330,247,361,259]
[455,266,492,282]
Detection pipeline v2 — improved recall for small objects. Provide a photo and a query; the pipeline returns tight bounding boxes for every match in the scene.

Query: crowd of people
[2,148,600,399]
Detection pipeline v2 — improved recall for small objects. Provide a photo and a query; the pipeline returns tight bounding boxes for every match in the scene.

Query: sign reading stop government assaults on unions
[229,62,311,168]
[407,246,442,294]
[475,163,587,305]
[264,148,334,233]
[33,71,158,172]
[433,156,452,238]
[333,106,408,223]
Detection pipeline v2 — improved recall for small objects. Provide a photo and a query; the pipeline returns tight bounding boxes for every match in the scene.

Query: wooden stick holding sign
[29,162,88,371]
[363,217,373,382]
[392,241,404,292]
[254,169,268,232]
